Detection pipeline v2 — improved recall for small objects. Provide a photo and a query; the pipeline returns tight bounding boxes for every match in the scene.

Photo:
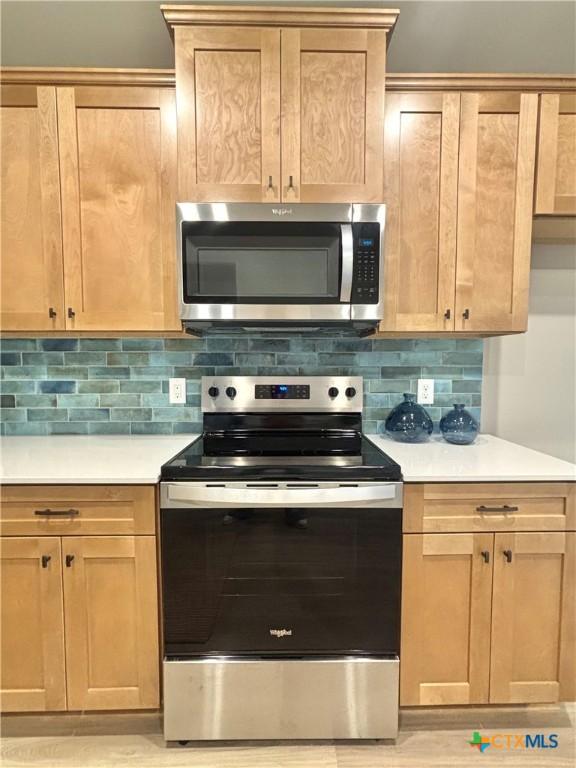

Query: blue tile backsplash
[0,336,483,435]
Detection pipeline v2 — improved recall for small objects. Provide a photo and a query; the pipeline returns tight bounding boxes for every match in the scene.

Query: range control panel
[202,376,363,413]
[351,222,380,304]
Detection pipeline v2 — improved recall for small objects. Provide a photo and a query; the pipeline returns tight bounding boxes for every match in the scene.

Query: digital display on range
[255,384,310,400]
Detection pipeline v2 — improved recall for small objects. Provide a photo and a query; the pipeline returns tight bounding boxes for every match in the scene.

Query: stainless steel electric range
[160,376,403,742]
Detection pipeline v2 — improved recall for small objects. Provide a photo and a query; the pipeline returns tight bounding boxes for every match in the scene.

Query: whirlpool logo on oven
[270,628,293,638]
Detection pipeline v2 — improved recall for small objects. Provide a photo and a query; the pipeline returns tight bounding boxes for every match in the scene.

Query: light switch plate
[169,378,187,405]
[417,379,434,405]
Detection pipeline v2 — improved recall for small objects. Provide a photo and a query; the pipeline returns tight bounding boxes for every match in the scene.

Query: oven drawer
[0,485,156,536]
[404,483,575,533]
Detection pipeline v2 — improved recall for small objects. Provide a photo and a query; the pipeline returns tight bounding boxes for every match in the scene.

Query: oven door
[160,481,402,658]
[177,204,353,322]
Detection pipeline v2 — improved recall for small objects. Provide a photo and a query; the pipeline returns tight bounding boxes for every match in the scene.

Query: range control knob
[208,386,219,398]
[225,386,237,400]
[328,387,339,399]
[345,387,357,399]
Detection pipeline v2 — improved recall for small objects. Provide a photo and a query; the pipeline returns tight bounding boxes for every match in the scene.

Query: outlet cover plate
[417,378,434,405]
[169,378,187,405]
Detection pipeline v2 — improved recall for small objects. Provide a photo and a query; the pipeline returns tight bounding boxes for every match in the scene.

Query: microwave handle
[340,224,353,303]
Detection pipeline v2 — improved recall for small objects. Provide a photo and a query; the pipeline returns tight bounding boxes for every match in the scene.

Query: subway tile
[88,366,130,379]
[421,366,463,379]
[28,408,69,422]
[130,366,172,379]
[78,380,120,394]
[21,352,64,366]
[0,395,15,408]
[371,340,413,352]
[207,337,250,352]
[141,393,170,407]
[120,380,162,393]
[463,367,483,380]
[451,379,482,393]
[3,366,47,379]
[433,393,474,407]
[1,339,37,351]
[46,422,89,435]
[100,394,141,408]
[164,338,206,351]
[64,352,107,366]
[107,352,151,366]
[256,367,299,376]
[39,380,76,394]
[68,408,110,422]
[275,353,316,367]
[360,352,402,366]
[152,407,199,422]
[316,353,357,366]
[110,408,152,421]
[442,351,483,366]
[79,338,121,351]
[369,379,412,393]
[0,408,26,422]
[412,339,455,351]
[174,367,215,378]
[47,366,88,379]
[193,353,235,366]
[130,422,173,435]
[248,339,290,352]
[148,352,192,366]
[362,420,378,434]
[40,338,78,351]
[88,422,131,435]
[380,366,421,379]
[172,422,203,434]
[1,352,22,365]
[5,422,48,436]
[58,394,100,408]
[1,380,36,394]
[400,351,442,365]
[16,394,57,408]
[121,338,164,351]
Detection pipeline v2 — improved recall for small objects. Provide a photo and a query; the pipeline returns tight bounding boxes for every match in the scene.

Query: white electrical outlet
[169,378,187,405]
[417,379,434,405]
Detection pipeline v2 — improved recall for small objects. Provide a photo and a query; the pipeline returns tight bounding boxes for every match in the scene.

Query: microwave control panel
[351,223,380,303]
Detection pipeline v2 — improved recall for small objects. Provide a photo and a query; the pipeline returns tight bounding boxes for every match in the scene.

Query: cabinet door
[490,532,575,704]
[175,27,280,202]
[381,93,459,332]
[455,93,538,333]
[535,93,576,215]
[57,86,179,331]
[0,537,66,712]
[62,536,159,710]
[0,85,65,331]
[281,28,386,203]
[400,533,493,706]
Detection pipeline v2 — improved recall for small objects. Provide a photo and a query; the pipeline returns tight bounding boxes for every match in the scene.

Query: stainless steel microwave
[176,203,386,333]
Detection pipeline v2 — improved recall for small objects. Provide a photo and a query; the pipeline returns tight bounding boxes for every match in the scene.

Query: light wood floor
[1,704,574,767]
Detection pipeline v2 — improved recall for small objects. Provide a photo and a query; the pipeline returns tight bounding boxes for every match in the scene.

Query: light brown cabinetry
[167,5,396,203]
[0,80,179,333]
[0,85,65,331]
[0,486,159,713]
[382,92,538,334]
[535,94,576,215]
[401,483,575,706]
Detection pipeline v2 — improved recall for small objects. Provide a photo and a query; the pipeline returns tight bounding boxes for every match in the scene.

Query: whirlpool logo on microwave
[270,628,292,638]
[469,731,559,754]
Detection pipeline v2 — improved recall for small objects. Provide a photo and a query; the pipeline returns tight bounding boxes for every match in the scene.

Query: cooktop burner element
[160,376,402,482]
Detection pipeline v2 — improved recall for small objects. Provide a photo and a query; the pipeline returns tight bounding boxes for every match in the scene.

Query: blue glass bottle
[440,404,479,445]
[385,393,433,443]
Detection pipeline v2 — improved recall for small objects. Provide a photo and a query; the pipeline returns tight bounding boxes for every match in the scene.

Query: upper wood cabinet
[0,85,65,331]
[535,93,576,215]
[381,91,538,335]
[165,5,397,203]
[57,86,179,331]
[0,78,180,333]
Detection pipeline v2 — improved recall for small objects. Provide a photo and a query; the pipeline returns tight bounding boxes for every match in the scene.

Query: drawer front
[0,486,156,536]
[404,483,575,533]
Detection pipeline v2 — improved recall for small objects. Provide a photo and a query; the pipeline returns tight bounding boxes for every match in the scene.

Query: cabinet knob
[67,307,75,319]
[48,307,57,319]
[503,549,513,563]
[65,554,75,568]
[462,308,470,320]
[444,309,451,320]
[41,555,51,569]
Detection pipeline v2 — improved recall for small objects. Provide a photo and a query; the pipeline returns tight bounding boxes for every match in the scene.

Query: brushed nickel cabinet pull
[65,554,75,568]
[67,307,75,319]
[476,505,519,513]
[481,550,490,564]
[462,308,470,320]
[41,555,51,568]
[48,307,57,319]
[503,549,513,563]
[444,309,451,320]
[34,508,80,517]
[268,175,273,190]
[288,175,294,189]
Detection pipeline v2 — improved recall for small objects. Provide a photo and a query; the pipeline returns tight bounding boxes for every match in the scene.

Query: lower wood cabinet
[401,483,576,707]
[0,486,160,713]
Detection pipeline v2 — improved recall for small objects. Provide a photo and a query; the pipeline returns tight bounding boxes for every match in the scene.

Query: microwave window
[183,223,341,304]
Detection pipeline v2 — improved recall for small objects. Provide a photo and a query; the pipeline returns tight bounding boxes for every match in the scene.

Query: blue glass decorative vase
[440,404,479,445]
[385,393,433,443]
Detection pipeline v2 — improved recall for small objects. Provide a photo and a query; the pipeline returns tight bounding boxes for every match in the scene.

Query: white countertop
[0,435,195,485]
[368,434,576,483]
[0,433,574,485]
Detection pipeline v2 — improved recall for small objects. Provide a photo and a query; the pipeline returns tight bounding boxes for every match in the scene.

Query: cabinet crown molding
[160,4,400,32]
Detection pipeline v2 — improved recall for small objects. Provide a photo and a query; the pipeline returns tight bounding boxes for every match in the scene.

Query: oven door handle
[339,224,353,304]
[165,483,399,508]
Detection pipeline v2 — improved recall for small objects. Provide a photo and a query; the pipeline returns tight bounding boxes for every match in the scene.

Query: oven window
[182,222,341,303]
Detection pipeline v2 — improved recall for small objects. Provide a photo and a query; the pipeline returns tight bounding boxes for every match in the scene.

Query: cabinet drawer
[404,483,575,533]
[0,486,156,536]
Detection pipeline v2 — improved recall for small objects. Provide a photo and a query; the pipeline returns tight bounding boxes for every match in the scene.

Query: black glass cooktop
[161,435,402,482]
